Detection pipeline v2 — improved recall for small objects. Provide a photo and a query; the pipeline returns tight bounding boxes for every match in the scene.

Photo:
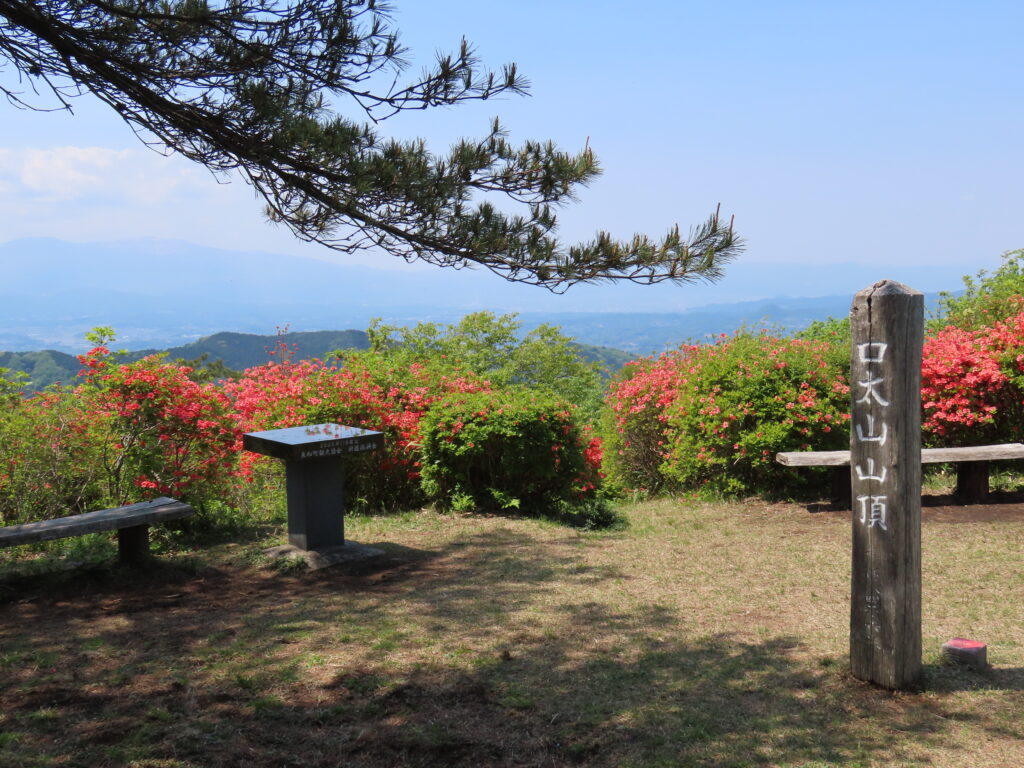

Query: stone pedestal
[243,423,384,557]
[284,456,346,550]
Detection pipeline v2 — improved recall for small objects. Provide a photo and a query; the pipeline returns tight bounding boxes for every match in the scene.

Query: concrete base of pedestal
[942,638,988,670]
[264,541,385,571]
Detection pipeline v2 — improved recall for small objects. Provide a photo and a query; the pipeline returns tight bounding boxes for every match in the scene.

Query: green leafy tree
[0,366,26,402]
[0,0,741,288]
[173,354,241,384]
[358,312,604,416]
[933,249,1024,331]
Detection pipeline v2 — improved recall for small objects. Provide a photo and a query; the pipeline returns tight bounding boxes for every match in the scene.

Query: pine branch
[0,0,743,288]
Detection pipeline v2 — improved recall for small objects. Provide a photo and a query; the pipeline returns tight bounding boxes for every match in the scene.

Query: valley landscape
[2,2,1023,765]
[1,237,956,391]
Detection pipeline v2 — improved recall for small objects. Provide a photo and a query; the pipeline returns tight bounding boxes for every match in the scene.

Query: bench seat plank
[921,444,1024,463]
[776,450,851,467]
[0,497,193,548]
[776,443,1024,507]
[776,442,1024,467]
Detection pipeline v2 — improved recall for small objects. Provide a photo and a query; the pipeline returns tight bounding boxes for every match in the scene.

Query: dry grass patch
[0,499,1021,767]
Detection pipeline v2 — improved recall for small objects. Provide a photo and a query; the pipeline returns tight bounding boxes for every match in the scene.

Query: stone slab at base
[264,541,384,571]
[942,637,988,670]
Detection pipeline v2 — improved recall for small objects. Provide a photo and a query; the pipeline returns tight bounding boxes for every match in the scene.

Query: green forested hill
[124,330,372,370]
[0,349,82,390]
[3,329,634,392]
[2,330,372,391]
[574,343,634,376]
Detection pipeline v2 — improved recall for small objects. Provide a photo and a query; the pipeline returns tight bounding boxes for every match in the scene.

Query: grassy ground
[0,497,1021,768]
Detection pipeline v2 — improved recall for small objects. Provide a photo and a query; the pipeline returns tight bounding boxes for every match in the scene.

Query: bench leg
[955,461,989,504]
[118,524,150,567]
[831,466,852,509]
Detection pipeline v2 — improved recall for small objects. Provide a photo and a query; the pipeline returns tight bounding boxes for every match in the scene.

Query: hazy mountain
[0,237,968,352]
[0,329,373,391]
[124,329,371,370]
[522,299,850,353]
[2,329,634,392]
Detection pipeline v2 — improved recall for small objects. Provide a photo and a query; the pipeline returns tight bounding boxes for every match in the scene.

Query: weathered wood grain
[777,443,1024,507]
[777,442,1024,467]
[776,450,851,467]
[848,280,923,690]
[924,444,1024,462]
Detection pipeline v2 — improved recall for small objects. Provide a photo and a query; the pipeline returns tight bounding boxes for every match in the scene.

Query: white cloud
[0,143,399,268]
[0,145,212,204]
[0,144,243,247]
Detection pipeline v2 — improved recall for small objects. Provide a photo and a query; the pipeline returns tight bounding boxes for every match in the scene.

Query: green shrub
[661,331,850,497]
[546,497,626,531]
[0,388,105,524]
[419,389,602,517]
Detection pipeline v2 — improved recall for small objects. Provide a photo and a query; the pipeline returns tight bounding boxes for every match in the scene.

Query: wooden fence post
[849,280,923,689]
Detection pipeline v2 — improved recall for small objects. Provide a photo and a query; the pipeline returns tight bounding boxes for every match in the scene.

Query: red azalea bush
[224,352,492,512]
[13,302,1024,523]
[15,304,1024,523]
[0,346,239,524]
[603,309,1024,497]
[47,303,1024,520]
[4,326,613,528]
[79,346,241,507]
[662,332,850,496]
[601,332,851,497]
[921,310,1024,445]
[601,350,690,494]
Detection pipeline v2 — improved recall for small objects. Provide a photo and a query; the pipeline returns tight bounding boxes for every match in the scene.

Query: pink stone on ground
[942,638,988,670]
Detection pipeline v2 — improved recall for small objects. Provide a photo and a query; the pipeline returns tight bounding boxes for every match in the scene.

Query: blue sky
[0,0,1021,305]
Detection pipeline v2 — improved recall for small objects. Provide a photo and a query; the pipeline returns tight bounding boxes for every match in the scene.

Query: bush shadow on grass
[0,529,1021,767]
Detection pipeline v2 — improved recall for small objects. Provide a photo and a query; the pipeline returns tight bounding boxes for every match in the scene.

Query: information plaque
[243,423,384,551]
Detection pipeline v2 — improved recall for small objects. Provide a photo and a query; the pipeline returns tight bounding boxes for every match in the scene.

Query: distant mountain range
[0,237,965,353]
[0,330,373,390]
[0,329,636,391]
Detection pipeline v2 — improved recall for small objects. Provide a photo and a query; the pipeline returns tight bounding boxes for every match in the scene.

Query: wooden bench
[776,443,1024,507]
[0,497,194,566]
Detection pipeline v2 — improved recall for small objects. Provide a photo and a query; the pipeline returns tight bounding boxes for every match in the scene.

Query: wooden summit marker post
[849,280,923,689]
